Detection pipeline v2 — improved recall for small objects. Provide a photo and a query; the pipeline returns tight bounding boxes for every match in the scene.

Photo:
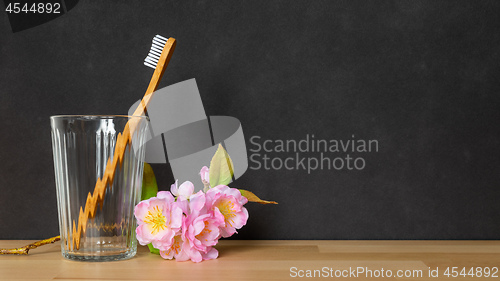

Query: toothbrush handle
[69,38,177,250]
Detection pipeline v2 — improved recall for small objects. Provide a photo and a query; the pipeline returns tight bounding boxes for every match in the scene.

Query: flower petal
[220,224,236,238]
[157,191,175,204]
[134,200,151,223]
[200,166,210,183]
[178,181,194,200]
[153,229,176,251]
[202,247,219,260]
[188,248,203,263]
[135,225,151,245]
[176,199,189,215]
[170,180,179,196]
[160,251,174,260]
[229,206,249,229]
[189,191,206,216]
[169,205,184,230]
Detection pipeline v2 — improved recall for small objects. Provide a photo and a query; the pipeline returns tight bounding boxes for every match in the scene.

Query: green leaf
[209,144,234,187]
[141,163,160,255]
[239,189,278,205]
[141,162,158,201]
[147,243,160,255]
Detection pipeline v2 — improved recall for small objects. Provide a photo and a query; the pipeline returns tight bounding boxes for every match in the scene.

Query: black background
[1,0,499,239]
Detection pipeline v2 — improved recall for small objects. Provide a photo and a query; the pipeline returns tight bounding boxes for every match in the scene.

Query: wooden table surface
[1,240,500,280]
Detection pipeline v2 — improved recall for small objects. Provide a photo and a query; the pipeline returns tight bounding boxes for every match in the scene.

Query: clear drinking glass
[50,115,149,261]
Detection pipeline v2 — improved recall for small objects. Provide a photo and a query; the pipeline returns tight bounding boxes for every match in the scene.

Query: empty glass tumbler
[50,115,149,261]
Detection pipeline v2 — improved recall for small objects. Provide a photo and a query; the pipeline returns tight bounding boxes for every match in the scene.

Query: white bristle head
[144,35,168,69]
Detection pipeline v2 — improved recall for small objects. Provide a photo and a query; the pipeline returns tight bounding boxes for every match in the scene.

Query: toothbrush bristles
[144,35,169,69]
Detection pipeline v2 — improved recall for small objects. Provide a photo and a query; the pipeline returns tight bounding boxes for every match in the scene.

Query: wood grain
[1,240,499,280]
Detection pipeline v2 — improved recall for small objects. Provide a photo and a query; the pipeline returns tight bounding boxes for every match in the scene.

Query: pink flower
[200,166,210,184]
[200,166,210,191]
[170,180,195,201]
[206,185,249,238]
[183,213,222,251]
[181,244,219,263]
[187,190,207,215]
[173,191,223,262]
[135,170,251,262]
[159,234,187,260]
[173,189,205,218]
[182,191,223,248]
[160,235,219,263]
[160,202,222,263]
[134,191,183,251]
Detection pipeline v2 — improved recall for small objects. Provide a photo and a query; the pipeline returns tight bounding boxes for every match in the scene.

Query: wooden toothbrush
[70,35,176,250]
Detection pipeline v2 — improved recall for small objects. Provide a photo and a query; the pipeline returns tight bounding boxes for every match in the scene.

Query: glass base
[62,248,137,262]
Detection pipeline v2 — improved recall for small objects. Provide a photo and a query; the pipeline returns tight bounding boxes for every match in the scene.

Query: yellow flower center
[165,236,182,256]
[143,205,167,235]
[196,221,212,241]
[217,199,236,227]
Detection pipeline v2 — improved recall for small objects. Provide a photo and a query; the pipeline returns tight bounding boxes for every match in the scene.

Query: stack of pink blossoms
[134,166,249,262]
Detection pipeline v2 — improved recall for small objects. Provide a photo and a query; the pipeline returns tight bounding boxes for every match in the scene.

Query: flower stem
[0,236,60,255]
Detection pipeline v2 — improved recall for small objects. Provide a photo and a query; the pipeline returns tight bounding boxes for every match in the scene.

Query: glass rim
[50,115,148,119]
